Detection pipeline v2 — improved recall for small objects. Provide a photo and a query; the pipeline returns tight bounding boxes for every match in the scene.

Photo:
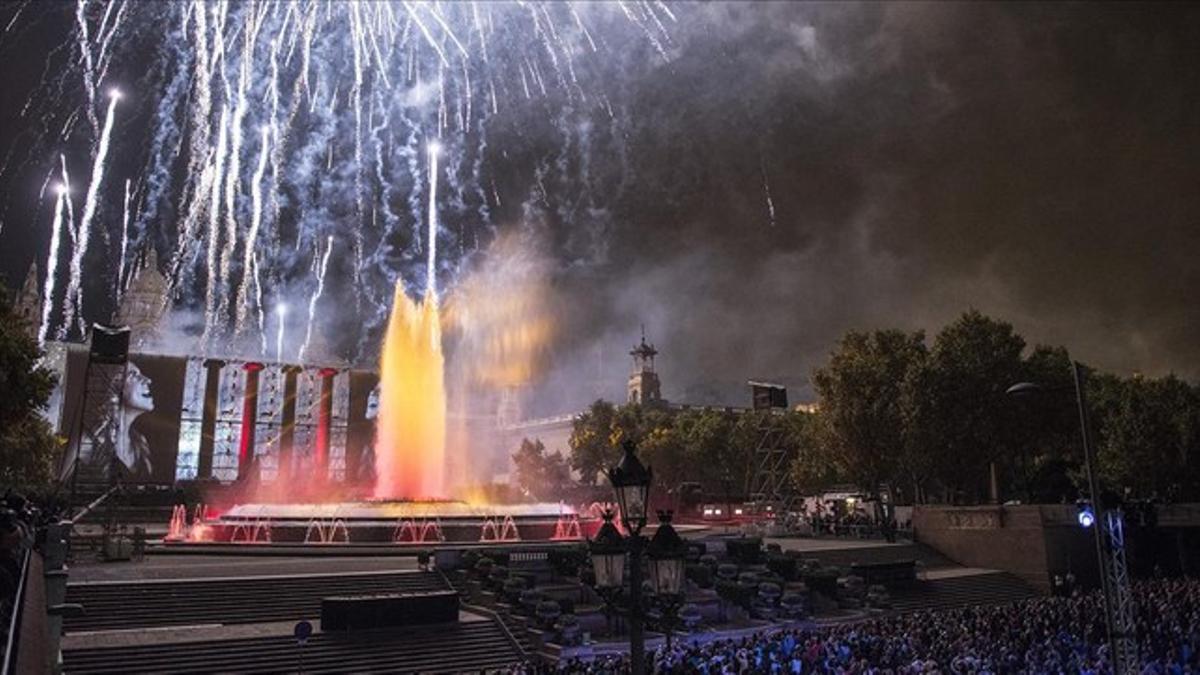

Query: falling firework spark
[299,235,334,363]
[427,139,440,298]
[7,1,677,354]
[64,87,120,336]
[236,123,271,337]
[760,157,776,228]
[117,177,131,299]
[38,185,68,347]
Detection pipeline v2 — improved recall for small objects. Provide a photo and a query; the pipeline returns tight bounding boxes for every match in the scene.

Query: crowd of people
[504,578,1200,674]
[1,491,63,643]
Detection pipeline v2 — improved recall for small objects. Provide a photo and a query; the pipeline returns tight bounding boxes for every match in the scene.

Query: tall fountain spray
[373,286,446,499]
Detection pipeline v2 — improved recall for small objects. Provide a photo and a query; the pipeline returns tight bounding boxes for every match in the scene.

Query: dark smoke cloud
[520,1,1200,416]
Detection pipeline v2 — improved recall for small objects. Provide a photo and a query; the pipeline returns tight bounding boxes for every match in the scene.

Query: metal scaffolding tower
[66,325,131,503]
[745,381,796,513]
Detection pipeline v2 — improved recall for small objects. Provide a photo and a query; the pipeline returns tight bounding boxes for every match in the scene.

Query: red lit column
[315,367,339,480]
[237,362,266,481]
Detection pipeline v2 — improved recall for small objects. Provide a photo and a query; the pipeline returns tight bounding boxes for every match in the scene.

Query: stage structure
[63,325,131,500]
[746,381,796,514]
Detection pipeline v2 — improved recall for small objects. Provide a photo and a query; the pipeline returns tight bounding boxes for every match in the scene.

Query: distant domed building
[114,249,168,350]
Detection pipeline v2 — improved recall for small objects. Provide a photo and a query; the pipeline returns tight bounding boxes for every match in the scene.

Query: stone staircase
[65,570,449,633]
[887,571,1039,614]
[443,570,536,656]
[800,542,957,570]
[62,619,524,674]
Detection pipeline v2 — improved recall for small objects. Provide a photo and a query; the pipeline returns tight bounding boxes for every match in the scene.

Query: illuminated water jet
[373,285,446,500]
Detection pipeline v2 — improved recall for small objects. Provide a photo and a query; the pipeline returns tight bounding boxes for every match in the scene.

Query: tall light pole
[604,440,651,674]
[1007,361,1136,674]
[590,440,694,675]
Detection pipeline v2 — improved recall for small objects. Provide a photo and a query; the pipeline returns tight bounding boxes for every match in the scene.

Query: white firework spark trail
[202,106,230,346]
[39,186,68,347]
[217,2,264,326]
[760,157,776,228]
[237,123,270,337]
[58,154,76,246]
[117,177,131,298]
[64,88,120,337]
[427,139,440,298]
[299,235,334,363]
[9,1,679,353]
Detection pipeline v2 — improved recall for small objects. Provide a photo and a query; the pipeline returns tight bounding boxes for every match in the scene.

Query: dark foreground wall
[914,503,1200,592]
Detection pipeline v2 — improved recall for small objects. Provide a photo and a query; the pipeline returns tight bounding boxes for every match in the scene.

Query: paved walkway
[763,537,908,553]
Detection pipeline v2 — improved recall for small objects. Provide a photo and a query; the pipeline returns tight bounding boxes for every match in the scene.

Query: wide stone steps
[888,572,1038,614]
[65,571,449,633]
[63,619,523,674]
[802,542,957,570]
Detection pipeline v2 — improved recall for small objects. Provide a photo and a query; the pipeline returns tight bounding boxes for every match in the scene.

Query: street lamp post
[646,511,687,650]
[605,440,651,674]
[1007,360,1136,675]
[589,440,694,675]
[590,510,626,638]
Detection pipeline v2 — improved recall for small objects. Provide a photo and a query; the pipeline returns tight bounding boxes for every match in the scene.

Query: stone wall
[913,504,1097,592]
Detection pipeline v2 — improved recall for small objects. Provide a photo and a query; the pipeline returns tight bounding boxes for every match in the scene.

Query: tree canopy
[549,309,1198,507]
[0,284,61,489]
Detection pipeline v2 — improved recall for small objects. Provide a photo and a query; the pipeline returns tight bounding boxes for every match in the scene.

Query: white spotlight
[429,140,442,155]
[109,87,123,100]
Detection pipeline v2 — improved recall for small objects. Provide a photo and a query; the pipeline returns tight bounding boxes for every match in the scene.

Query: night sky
[1,2,1197,413]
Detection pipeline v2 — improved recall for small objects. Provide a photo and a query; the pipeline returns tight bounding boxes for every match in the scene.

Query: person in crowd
[499,578,1200,674]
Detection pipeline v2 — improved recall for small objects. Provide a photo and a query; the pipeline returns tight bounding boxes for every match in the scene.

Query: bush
[687,563,714,589]
[803,568,839,597]
[474,555,496,578]
[726,537,763,564]
[766,554,798,581]
[548,546,587,577]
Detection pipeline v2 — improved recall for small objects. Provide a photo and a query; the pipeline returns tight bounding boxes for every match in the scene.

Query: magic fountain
[166,252,595,548]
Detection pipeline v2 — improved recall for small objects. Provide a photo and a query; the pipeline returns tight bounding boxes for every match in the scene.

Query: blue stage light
[1077,506,1095,528]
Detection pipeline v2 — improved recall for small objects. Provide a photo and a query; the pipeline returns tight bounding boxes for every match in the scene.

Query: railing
[1,547,32,675]
[70,483,120,525]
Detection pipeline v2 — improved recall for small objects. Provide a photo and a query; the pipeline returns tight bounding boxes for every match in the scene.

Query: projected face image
[124,363,154,412]
[116,362,157,478]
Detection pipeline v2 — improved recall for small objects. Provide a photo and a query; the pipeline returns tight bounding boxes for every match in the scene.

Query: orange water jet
[373,284,446,499]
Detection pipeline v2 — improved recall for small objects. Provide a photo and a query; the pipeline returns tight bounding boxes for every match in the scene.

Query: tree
[512,437,571,501]
[1004,345,1082,502]
[908,311,1026,503]
[638,424,687,494]
[0,284,61,490]
[1096,375,1200,500]
[813,329,927,516]
[569,400,621,484]
[675,408,738,495]
[786,410,842,495]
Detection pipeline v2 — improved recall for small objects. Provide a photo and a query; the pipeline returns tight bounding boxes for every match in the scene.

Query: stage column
[315,367,339,481]
[279,365,302,482]
[237,362,265,481]
[198,359,226,480]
